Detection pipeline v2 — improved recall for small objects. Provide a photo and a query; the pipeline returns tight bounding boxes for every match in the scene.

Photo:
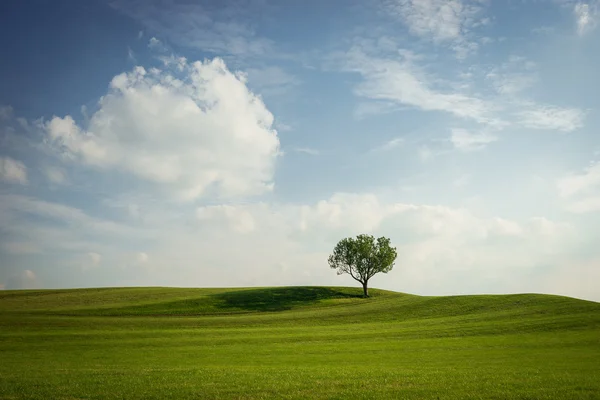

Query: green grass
[1,286,599,399]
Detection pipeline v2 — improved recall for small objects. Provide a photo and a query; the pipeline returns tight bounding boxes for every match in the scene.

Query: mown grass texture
[0,286,599,399]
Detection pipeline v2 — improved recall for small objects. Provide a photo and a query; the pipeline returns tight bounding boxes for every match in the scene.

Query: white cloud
[0,157,28,184]
[300,193,389,234]
[557,161,600,197]
[486,56,538,95]
[127,47,137,63]
[574,2,598,35]
[418,146,435,162]
[557,161,600,213]
[1,186,592,298]
[111,1,274,58]
[275,121,292,132]
[517,104,586,132]
[43,166,68,185]
[44,58,280,202]
[354,101,401,120]
[453,174,471,187]
[293,147,320,156]
[343,46,498,124]
[566,196,600,213]
[371,137,405,152]
[383,0,487,58]
[540,256,600,301]
[450,128,497,151]
[385,0,484,42]
[196,204,257,234]
[0,194,146,240]
[148,37,166,51]
[150,192,579,296]
[245,66,300,96]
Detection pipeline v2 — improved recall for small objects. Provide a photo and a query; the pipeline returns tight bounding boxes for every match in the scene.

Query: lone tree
[328,234,397,297]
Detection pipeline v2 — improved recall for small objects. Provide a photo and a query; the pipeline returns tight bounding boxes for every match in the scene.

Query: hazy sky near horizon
[0,0,599,301]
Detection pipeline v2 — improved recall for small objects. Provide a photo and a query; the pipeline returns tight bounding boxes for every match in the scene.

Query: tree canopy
[328,234,397,297]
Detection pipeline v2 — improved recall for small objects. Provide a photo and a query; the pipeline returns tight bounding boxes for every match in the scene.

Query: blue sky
[1,0,599,301]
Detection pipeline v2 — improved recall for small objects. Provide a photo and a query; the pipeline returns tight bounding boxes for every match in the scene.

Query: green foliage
[328,234,397,296]
[0,287,599,399]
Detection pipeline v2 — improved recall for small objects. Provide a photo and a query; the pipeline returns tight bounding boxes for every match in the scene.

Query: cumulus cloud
[1,186,591,297]
[450,128,497,151]
[0,157,28,184]
[44,58,280,202]
[146,192,580,296]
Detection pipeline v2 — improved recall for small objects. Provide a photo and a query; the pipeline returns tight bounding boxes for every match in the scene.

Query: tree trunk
[362,281,369,297]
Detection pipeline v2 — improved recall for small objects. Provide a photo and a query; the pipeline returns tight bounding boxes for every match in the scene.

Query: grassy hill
[1,286,599,399]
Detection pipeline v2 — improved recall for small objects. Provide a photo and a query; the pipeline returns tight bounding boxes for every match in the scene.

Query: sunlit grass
[1,286,599,399]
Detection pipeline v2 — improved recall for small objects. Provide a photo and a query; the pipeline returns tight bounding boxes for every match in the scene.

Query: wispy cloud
[557,161,600,197]
[557,161,600,213]
[293,147,320,156]
[354,101,401,120]
[111,0,275,59]
[517,103,586,132]
[486,56,538,96]
[1,241,40,255]
[382,0,489,58]
[0,156,28,184]
[0,105,13,120]
[43,166,68,185]
[574,2,599,35]
[245,66,300,96]
[0,194,144,238]
[371,137,405,152]
[566,196,600,213]
[450,128,497,151]
[342,46,499,125]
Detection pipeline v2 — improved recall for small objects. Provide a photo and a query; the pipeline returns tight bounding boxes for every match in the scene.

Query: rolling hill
[1,286,599,399]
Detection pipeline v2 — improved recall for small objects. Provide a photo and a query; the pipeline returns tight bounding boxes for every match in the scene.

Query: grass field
[0,286,599,399]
